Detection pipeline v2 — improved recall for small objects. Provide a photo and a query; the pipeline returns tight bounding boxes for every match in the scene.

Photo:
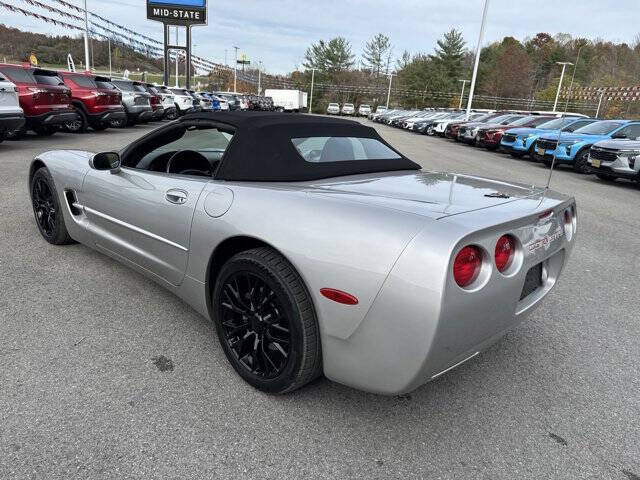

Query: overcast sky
[2,0,638,73]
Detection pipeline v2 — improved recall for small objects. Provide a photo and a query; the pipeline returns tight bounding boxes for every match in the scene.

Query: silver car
[111,79,153,126]
[28,112,576,395]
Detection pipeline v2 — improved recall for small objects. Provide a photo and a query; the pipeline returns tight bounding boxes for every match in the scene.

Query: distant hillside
[0,24,164,72]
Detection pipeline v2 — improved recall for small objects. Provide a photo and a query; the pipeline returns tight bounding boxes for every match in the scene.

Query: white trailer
[265,89,306,112]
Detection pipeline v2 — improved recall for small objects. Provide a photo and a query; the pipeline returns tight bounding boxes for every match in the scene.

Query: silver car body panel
[32,150,576,394]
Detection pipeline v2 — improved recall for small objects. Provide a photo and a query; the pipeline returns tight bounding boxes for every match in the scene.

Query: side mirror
[611,132,627,139]
[90,152,121,173]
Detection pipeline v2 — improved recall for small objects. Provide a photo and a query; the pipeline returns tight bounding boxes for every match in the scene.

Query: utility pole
[465,0,489,119]
[233,45,239,92]
[386,73,395,109]
[83,0,90,72]
[309,67,316,114]
[458,79,469,109]
[257,61,263,95]
[553,62,573,112]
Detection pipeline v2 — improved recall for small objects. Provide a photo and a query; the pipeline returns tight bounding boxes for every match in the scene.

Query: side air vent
[64,190,82,215]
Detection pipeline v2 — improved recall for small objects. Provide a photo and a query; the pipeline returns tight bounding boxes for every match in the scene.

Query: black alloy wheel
[213,247,321,394]
[30,168,73,245]
[219,271,291,378]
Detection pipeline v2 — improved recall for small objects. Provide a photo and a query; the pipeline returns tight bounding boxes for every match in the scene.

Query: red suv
[0,64,77,136]
[59,72,125,133]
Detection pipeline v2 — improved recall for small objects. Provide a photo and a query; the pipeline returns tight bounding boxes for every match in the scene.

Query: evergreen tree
[431,29,467,89]
[362,33,392,76]
[304,37,355,73]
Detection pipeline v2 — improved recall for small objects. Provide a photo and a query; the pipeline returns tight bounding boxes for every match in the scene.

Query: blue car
[532,120,640,172]
[500,117,596,158]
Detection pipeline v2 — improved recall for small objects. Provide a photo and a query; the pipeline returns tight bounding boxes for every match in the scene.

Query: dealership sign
[147,0,207,25]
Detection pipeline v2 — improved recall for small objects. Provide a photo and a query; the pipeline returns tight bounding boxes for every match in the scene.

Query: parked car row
[0,63,282,142]
[326,102,372,116]
[370,106,640,184]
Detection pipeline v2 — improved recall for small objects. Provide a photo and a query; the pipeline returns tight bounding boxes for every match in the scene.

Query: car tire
[165,109,178,120]
[6,126,27,140]
[30,168,74,245]
[32,126,57,136]
[65,108,88,133]
[573,149,591,173]
[596,173,617,181]
[212,247,322,394]
[110,113,128,128]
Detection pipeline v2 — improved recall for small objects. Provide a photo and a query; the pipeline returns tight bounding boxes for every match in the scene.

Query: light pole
[553,61,573,112]
[458,79,469,109]
[257,61,263,95]
[465,0,489,119]
[309,67,317,114]
[175,27,179,87]
[386,72,395,109]
[108,37,112,77]
[595,89,605,118]
[233,45,239,92]
[83,0,90,71]
[564,45,584,112]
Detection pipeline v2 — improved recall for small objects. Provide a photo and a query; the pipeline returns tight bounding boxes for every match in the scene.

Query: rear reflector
[320,288,359,305]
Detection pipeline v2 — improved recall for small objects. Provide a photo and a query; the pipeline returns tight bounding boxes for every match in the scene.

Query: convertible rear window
[292,137,402,163]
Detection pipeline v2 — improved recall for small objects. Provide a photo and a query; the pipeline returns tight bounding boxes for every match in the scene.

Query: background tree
[362,33,392,77]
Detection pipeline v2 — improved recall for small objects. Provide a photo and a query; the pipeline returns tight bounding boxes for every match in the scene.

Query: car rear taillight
[495,235,515,273]
[453,246,482,288]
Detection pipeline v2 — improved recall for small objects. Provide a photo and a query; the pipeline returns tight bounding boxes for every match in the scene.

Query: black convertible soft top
[180,111,421,182]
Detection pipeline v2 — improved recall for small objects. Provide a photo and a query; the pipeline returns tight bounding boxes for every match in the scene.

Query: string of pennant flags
[560,85,640,102]
[0,0,82,30]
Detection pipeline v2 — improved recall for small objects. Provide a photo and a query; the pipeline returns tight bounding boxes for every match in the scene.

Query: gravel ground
[0,118,638,480]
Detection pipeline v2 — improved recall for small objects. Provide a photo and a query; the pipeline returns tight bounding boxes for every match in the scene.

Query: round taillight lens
[495,235,515,273]
[453,246,482,287]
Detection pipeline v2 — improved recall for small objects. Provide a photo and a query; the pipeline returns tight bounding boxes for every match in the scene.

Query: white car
[0,73,25,141]
[326,103,340,115]
[170,88,198,115]
[358,104,371,116]
[341,103,355,115]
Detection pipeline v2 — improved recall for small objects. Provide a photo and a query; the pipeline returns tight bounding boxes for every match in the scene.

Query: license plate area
[591,158,600,168]
[536,147,545,156]
[520,263,543,300]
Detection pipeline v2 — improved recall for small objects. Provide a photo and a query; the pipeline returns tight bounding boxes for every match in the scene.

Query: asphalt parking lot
[1,119,639,480]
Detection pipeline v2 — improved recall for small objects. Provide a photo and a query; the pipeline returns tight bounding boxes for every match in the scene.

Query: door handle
[165,189,188,205]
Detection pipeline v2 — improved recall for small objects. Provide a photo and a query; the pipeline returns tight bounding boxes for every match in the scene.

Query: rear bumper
[0,112,26,133]
[124,105,153,122]
[88,108,126,124]
[25,109,78,128]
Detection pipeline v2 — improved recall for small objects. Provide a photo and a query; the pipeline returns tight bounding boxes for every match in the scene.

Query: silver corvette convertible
[28,112,576,395]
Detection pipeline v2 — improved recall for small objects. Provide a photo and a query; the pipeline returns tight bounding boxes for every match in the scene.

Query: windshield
[292,137,401,162]
[113,81,136,92]
[573,121,625,135]
[34,73,64,86]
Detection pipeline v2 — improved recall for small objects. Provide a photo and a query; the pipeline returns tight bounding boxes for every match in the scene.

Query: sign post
[147,0,207,89]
